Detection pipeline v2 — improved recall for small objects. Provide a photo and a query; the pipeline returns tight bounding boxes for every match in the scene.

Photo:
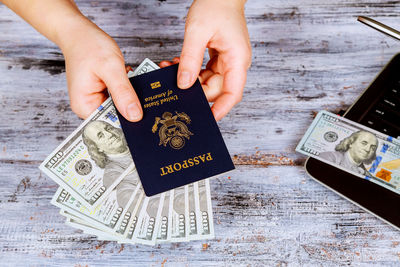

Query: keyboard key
[372,105,400,123]
[361,114,400,138]
[380,123,400,137]
[380,97,400,112]
[391,88,400,97]
[361,115,381,129]
[372,106,386,118]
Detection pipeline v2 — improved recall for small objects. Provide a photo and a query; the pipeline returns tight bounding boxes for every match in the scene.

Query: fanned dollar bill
[65,217,118,241]
[123,191,146,240]
[114,188,144,236]
[40,97,134,210]
[52,182,141,234]
[43,58,217,245]
[40,58,159,210]
[132,193,165,245]
[60,209,118,240]
[156,191,171,242]
[188,183,199,239]
[196,179,215,239]
[169,186,188,242]
[296,110,400,194]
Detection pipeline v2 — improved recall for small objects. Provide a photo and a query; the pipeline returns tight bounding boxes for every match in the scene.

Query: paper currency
[124,192,146,240]
[39,58,159,210]
[65,217,118,241]
[132,193,165,245]
[169,186,188,242]
[40,97,134,210]
[42,58,217,245]
[188,183,199,239]
[296,110,400,194]
[52,184,140,234]
[60,209,118,240]
[114,188,144,236]
[156,191,170,242]
[196,179,215,238]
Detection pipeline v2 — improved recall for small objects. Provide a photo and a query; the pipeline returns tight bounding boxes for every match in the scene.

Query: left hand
[160,0,252,121]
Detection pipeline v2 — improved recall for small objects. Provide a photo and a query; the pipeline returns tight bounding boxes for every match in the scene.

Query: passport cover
[116,64,235,196]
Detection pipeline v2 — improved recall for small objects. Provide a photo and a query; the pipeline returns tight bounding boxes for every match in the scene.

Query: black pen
[358,16,400,41]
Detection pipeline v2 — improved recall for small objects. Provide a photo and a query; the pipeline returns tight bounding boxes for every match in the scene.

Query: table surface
[1,0,400,266]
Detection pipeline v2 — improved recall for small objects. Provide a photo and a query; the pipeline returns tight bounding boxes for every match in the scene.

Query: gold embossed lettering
[159,152,213,177]
[188,158,194,167]
[160,167,168,176]
[182,160,189,169]
[166,165,174,174]
[198,154,206,162]
[173,163,182,171]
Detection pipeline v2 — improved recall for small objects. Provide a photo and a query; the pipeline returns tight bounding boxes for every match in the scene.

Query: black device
[305,52,400,228]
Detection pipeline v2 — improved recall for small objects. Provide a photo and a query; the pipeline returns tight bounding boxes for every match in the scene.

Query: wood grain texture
[1,0,400,266]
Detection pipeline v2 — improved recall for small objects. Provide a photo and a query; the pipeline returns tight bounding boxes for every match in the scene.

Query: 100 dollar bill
[47,58,216,245]
[296,110,400,194]
[195,179,215,239]
[40,58,159,210]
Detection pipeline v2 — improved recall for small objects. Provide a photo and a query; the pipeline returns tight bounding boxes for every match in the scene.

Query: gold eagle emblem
[152,111,193,149]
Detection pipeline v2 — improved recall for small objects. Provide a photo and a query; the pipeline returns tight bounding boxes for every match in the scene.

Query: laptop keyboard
[360,81,400,138]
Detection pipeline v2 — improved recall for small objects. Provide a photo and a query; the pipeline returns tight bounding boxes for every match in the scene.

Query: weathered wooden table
[1,0,400,266]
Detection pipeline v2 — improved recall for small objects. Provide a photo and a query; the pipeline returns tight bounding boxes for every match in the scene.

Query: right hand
[60,19,142,122]
[160,0,251,121]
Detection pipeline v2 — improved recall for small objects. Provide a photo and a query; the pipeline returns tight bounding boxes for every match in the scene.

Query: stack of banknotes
[39,59,215,245]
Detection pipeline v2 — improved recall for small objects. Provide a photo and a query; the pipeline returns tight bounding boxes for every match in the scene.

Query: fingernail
[126,103,142,121]
[178,71,192,89]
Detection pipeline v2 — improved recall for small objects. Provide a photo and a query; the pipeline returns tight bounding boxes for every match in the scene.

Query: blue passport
[116,64,235,196]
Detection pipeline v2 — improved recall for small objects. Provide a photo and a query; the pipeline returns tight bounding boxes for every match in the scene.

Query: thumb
[99,62,143,122]
[178,27,208,89]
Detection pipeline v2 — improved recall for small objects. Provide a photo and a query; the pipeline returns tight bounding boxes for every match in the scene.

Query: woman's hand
[60,19,142,121]
[161,0,251,121]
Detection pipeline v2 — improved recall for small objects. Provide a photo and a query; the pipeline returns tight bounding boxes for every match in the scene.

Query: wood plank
[0,1,399,160]
[1,0,400,265]
[2,163,400,265]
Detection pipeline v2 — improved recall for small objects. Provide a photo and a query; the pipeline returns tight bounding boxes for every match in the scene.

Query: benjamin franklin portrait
[82,120,139,208]
[319,130,378,176]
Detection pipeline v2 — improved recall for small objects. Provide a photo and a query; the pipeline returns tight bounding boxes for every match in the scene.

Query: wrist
[233,0,247,7]
[193,0,246,9]
[53,14,103,54]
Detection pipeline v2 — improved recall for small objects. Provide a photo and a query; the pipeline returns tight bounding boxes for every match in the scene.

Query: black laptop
[305,52,400,228]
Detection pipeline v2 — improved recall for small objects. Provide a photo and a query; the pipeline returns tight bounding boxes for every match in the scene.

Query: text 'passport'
[116,64,235,196]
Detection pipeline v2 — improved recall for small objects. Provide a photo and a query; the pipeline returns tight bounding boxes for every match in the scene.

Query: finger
[198,69,213,84]
[178,26,209,89]
[208,48,218,63]
[199,68,222,101]
[159,61,173,68]
[97,61,143,122]
[205,55,218,71]
[201,72,223,102]
[160,57,180,68]
[125,65,133,73]
[68,83,108,119]
[211,65,247,121]
[73,92,109,119]
[67,67,110,119]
